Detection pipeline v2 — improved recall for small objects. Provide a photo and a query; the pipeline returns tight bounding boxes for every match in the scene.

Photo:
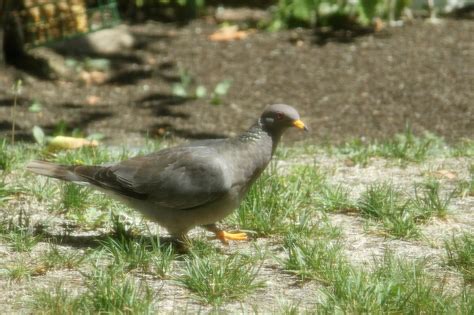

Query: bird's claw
[216,231,248,245]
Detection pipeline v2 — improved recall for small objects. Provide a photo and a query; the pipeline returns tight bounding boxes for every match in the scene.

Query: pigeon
[27,104,307,244]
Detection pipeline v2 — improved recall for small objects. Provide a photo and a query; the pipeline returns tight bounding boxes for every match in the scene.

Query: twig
[11,80,22,145]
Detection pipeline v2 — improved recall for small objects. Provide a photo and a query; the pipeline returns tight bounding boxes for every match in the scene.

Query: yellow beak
[293,119,308,131]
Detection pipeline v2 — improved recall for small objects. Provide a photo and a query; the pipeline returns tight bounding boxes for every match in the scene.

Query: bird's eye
[276,112,284,120]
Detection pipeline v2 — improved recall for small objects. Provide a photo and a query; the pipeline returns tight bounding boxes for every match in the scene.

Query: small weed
[39,244,85,270]
[277,300,302,315]
[412,180,453,219]
[357,183,401,218]
[3,261,35,282]
[179,252,264,305]
[51,146,120,166]
[101,235,147,271]
[80,266,155,314]
[59,183,91,212]
[319,252,462,313]
[377,129,439,163]
[21,177,59,203]
[210,79,232,105]
[357,183,420,238]
[338,139,375,166]
[172,67,193,97]
[444,233,473,282]
[315,184,355,212]
[232,166,324,236]
[0,181,17,205]
[0,211,41,252]
[101,235,175,276]
[451,138,474,157]
[185,237,221,257]
[283,234,347,283]
[456,164,474,198]
[5,229,41,252]
[338,129,443,166]
[0,139,17,173]
[31,284,82,314]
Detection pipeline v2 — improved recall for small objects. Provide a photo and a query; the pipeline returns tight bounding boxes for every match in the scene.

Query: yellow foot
[216,231,248,245]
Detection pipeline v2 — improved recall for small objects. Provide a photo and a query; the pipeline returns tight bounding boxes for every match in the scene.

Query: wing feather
[76,146,231,210]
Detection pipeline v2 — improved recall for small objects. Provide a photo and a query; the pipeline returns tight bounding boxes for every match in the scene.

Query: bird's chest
[228,146,272,197]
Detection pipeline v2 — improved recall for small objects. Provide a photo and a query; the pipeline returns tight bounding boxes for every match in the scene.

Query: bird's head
[260,104,308,134]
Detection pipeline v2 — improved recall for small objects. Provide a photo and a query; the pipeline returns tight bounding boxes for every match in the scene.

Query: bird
[27,104,307,244]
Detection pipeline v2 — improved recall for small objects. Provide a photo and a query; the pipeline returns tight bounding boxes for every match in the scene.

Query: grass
[0,139,42,173]
[456,164,474,198]
[451,138,474,157]
[21,176,59,203]
[82,267,155,314]
[0,140,472,312]
[231,165,325,236]
[58,183,92,212]
[318,252,465,314]
[314,184,356,213]
[357,182,420,238]
[178,251,264,305]
[100,235,175,276]
[2,260,36,282]
[283,234,346,283]
[412,180,453,219]
[337,128,445,166]
[0,180,17,205]
[38,244,85,271]
[0,139,16,173]
[31,267,155,314]
[356,180,454,238]
[282,226,468,314]
[444,233,473,283]
[0,210,41,252]
[31,284,83,315]
[51,146,129,166]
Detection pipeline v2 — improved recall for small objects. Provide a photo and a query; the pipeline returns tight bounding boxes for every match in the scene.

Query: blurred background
[0,0,472,146]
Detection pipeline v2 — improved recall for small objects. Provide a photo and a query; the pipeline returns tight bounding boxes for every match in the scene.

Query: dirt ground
[0,17,473,146]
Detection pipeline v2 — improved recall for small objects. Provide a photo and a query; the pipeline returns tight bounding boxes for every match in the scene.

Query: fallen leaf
[48,136,99,150]
[86,95,101,105]
[209,26,249,42]
[432,170,457,180]
[80,71,107,86]
[374,18,385,32]
[89,71,107,84]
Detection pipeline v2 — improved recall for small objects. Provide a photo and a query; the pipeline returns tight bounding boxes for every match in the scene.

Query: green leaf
[195,85,207,98]
[28,101,42,113]
[172,84,188,97]
[86,133,105,141]
[214,80,232,96]
[84,58,111,72]
[32,126,45,145]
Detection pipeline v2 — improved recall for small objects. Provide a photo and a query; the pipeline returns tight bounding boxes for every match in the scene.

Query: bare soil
[0,18,472,146]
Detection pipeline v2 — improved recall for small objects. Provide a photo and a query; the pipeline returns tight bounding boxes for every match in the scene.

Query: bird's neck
[238,120,282,156]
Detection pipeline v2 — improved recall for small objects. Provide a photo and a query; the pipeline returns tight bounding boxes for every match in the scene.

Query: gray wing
[75,146,232,210]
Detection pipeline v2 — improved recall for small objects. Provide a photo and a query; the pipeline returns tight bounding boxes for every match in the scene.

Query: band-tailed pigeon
[27,104,307,243]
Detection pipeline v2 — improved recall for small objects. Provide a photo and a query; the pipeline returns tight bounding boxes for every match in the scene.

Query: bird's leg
[203,224,248,245]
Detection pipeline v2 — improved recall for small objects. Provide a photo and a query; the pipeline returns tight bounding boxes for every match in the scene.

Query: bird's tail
[26,160,86,183]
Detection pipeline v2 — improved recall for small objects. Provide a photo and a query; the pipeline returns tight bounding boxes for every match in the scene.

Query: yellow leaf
[48,136,99,150]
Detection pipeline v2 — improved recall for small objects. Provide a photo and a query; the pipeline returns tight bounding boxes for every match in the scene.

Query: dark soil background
[0,18,472,146]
